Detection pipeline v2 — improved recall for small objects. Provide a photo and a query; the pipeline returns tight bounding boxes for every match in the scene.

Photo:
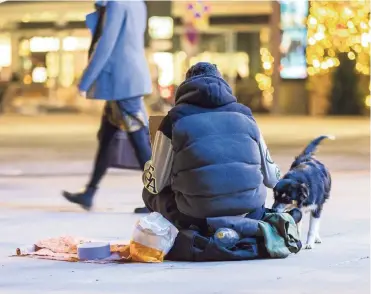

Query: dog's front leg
[305,214,321,249]
[297,220,303,239]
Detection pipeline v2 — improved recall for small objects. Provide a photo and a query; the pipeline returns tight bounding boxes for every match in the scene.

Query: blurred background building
[0,0,369,116]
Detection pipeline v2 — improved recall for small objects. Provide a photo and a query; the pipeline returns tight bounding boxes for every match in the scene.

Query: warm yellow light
[153,52,174,87]
[361,33,370,47]
[347,21,354,29]
[260,48,268,55]
[262,62,271,70]
[307,1,370,76]
[327,58,335,67]
[32,67,47,83]
[327,49,335,57]
[313,60,320,68]
[148,16,174,39]
[308,67,315,76]
[360,22,368,29]
[30,37,59,53]
[344,7,353,16]
[308,38,316,45]
[308,16,317,26]
[0,43,11,67]
[255,73,263,82]
[314,32,325,41]
[321,62,328,70]
[353,44,362,53]
[23,75,32,85]
[348,51,356,60]
[365,95,371,108]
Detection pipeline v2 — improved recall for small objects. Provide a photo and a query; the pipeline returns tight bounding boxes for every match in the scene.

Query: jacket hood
[175,75,237,108]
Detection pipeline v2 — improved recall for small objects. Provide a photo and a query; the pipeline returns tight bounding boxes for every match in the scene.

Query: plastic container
[77,242,111,261]
[130,212,179,262]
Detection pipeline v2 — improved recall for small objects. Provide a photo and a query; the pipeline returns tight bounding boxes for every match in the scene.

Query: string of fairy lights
[255,48,274,107]
[255,1,370,107]
[306,1,370,76]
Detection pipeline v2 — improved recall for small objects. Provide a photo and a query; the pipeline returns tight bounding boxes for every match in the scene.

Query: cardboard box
[149,115,165,144]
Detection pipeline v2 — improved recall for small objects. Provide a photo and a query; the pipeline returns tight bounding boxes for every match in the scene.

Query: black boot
[62,187,96,211]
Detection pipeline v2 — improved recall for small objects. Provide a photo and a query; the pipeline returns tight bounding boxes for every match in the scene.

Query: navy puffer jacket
[168,74,266,218]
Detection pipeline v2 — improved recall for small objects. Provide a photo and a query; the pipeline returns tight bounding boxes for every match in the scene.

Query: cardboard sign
[149,115,165,145]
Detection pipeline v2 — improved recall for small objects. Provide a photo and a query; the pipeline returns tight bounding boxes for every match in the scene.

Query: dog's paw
[304,243,315,250]
[315,236,322,244]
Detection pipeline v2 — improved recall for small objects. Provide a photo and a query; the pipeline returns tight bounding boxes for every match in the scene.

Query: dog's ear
[275,179,292,191]
[297,183,309,206]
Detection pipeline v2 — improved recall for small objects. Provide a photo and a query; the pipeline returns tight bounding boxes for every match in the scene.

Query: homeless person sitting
[142,62,282,232]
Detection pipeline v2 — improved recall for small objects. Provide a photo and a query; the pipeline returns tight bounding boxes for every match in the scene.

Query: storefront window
[0,34,11,81]
[32,66,47,83]
[148,17,174,39]
[153,52,174,87]
[62,36,90,52]
[189,52,249,79]
[18,35,90,88]
[30,37,60,52]
[59,53,75,87]
[0,40,11,67]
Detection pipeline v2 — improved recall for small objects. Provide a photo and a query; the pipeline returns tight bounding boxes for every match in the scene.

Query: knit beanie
[185,62,222,79]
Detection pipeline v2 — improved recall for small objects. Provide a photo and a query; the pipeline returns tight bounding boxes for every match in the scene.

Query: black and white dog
[272,135,334,249]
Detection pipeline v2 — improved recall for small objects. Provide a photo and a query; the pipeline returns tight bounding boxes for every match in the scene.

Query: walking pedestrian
[62,0,152,213]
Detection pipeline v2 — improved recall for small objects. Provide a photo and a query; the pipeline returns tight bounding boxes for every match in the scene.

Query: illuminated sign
[279,0,308,79]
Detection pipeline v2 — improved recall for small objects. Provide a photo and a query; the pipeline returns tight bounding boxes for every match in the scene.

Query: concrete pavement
[0,169,369,293]
[0,114,369,175]
[0,114,369,293]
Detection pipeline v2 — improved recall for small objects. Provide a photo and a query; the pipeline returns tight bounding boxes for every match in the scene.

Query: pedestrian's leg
[62,110,118,210]
[116,97,151,168]
[86,116,118,188]
[116,97,152,213]
[126,127,151,169]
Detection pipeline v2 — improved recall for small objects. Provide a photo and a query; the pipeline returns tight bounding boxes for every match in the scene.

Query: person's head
[185,62,222,80]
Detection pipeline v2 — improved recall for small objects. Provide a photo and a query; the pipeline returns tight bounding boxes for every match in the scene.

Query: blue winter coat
[168,75,267,218]
[79,0,152,101]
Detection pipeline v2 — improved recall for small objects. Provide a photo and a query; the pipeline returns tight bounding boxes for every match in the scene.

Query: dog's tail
[299,135,335,157]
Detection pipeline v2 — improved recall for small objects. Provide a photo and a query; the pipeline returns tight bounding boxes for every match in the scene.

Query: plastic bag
[130,212,179,263]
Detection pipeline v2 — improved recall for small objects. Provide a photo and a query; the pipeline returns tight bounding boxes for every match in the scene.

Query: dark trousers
[142,186,209,231]
[143,187,266,231]
[87,98,151,189]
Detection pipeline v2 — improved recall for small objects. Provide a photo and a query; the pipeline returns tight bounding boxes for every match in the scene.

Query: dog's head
[272,179,309,212]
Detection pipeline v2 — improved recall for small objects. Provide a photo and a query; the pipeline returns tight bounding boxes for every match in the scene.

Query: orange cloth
[14,236,165,263]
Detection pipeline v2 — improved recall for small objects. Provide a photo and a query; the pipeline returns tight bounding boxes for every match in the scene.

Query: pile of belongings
[13,211,302,263]
[167,210,302,262]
